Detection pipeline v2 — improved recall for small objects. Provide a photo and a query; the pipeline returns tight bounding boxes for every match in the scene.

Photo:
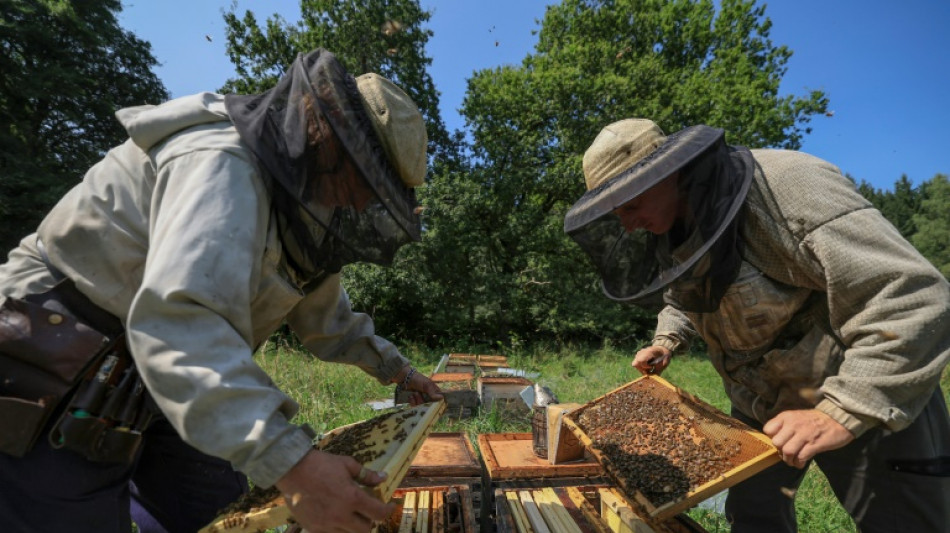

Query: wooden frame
[562,376,780,522]
[379,485,478,533]
[200,401,447,533]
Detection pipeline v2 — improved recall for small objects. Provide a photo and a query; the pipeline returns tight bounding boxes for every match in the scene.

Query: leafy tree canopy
[912,174,950,279]
[438,0,830,345]
[0,0,168,253]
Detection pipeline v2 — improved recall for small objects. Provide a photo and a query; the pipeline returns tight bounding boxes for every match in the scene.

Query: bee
[381,20,404,37]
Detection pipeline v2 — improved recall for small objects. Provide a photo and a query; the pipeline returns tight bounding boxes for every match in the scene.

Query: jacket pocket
[717,262,811,355]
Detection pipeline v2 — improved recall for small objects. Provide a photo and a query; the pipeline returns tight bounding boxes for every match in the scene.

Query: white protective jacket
[0,93,410,487]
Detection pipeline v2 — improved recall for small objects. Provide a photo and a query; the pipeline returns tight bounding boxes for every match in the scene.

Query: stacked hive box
[443,353,510,374]
[399,432,484,520]
[395,372,480,418]
[477,432,609,533]
[377,485,479,533]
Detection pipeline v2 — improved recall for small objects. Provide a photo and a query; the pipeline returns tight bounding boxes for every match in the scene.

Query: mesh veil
[565,130,754,312]
[225,49,421,282]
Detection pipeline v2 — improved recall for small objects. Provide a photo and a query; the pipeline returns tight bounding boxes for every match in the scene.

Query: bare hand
[275,449,394,532]
[394,366,444,405]
[763,409,855,468]
[632,346,672,376]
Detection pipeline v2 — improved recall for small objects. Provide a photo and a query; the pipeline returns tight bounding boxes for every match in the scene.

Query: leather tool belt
[0,279,155,462]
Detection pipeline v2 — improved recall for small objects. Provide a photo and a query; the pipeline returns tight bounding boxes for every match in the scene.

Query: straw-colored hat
[583,119,668,191]
[566,119,724,230]
[356,73,427,187]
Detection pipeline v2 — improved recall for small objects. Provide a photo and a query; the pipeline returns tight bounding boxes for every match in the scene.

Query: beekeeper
[564,118,949,532]
[0,48,442,533]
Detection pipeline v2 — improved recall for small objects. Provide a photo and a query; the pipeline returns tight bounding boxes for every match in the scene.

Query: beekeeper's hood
[564,119,754,312]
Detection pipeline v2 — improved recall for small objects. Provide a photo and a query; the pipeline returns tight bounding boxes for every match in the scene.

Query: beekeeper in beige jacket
[565,118,949,532]
[0,49,441,533]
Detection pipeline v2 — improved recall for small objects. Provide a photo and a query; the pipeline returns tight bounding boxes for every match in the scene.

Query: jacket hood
[115,92,230,152]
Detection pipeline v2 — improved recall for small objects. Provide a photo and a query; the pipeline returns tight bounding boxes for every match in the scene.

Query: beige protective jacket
[653,149,950,437]
[0,93,410,487]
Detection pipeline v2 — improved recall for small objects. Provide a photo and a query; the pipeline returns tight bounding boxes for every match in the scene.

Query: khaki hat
[566,119,724,231]
[583,118,667,191]
[356,73,428,187]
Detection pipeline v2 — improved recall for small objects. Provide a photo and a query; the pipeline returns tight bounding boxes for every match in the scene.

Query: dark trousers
[725,389,950,533]
[0,417,248,533]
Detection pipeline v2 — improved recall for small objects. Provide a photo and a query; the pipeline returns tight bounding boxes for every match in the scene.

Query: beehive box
[495,485,613,533]
[404,432,481,479]
[478,432,607,532]
[494,486,708,533]
[478,376,533,412]
[376,485,478,533]
[395,372,480,417]
[400,432,485,521]
[200,401,446,533]
[444,353,509,374]
[563,376,780,524]
[478,433,604,481]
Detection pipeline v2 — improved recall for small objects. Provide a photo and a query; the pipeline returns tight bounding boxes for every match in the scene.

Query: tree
[221,0,449,151]
[0,0,168,254]
[220,0,832,347]
[911,174,950,279]
[877,174,920,239]
[437,0,829,344]
[220,0,466,342]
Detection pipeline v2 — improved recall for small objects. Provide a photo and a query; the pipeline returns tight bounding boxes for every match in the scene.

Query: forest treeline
[2,0,947,349]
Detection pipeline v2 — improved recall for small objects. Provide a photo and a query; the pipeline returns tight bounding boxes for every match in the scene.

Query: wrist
[392,364,415,386]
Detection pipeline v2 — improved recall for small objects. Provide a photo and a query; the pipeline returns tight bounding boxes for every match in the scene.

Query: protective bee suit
[566,118,950,532]
[0,49,437,532]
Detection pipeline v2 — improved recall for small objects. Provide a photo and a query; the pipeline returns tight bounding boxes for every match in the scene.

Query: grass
[255,341,950,533]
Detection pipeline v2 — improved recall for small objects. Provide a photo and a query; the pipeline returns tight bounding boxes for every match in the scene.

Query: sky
[117,1,950,192]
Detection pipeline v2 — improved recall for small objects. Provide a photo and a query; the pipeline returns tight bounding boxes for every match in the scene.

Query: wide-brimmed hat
[566,119,724,231]
[564,118,754,311]
[356,73,427,187]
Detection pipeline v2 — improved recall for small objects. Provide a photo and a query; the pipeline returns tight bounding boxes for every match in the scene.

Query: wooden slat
[519,490,552,533]
[399,491,417,533]
[495,489,519,533]
[532,488,577,533]
[505,491,533,533]
[542,488,584,533]
[558,487,611,533]
[457,485,478,533]
[432,488,444,533]
[599,489,654,533]
[417,490,430,533]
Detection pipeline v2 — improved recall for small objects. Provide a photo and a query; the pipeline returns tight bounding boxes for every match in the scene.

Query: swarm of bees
[574,380,758,507]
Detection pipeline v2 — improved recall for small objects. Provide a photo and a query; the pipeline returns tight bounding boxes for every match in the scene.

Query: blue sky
[118,1,949,192]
